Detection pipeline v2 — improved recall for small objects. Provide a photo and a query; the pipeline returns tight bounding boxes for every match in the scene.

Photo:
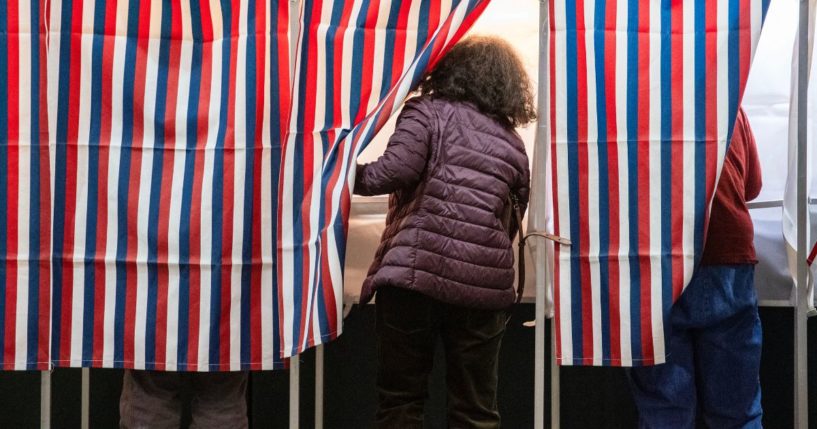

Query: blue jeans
[626,265,763,429]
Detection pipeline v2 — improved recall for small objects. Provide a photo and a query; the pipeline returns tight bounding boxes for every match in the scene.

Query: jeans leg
[119,370,183,429]
[695,266,763,429]
[441,306,506,429]
[189,371,249,429]
[375,287,436,429]
[626,320,697,429]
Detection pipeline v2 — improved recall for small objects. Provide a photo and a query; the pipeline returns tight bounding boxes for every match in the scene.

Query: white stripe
[18,0,32,143]
[15,142,32,368]
[365,1,392,114]
[553,0,573,365]
[198,0,226,371]
[132,0,165,370]
[164,5,195,371]
[17,0,34,369]
[46,0,63,144]
[65,0,98,366]
[227,0,251,370]
[301,0,332,349]
[260,0,276,369]
[681,0,697,292]
[648,0,665,364]
[615,0,631,367]
[750,0,762,64]
[102,0,132,367]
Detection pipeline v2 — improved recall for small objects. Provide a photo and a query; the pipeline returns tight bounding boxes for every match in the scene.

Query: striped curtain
[0,0,487,370]
[0,0,50,370]
[549,0,769,367]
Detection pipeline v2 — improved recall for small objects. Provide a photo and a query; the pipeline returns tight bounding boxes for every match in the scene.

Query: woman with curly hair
[354,36,536,428]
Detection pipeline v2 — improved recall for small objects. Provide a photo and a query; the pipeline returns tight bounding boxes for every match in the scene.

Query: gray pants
[119,370,249,429]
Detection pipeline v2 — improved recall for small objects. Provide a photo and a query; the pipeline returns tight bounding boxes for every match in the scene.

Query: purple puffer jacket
[355,96,530,310]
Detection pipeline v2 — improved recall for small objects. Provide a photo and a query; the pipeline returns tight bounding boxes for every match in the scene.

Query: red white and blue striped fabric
[278,0,489,358]
[549,0,769,367]
[35,0,487,370]
[0,0,51,370]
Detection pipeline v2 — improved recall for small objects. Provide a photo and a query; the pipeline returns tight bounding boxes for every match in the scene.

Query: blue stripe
[0,0,8,367]
[144,0,173,370]
[113,0,142,367]
[289,0,313,356]
[209,0,232,369]
[240,0,258,369]
[269,0,283,368]
[27,0,42,369]
[81,0,109,365]
[177,0,205,372]
[761,0,770,21]
[416,0,431,57]
[693,0,706,262]
[379,1,403,98]
[593,0,611,363]
[660,0,673,340]
[564,0,583,362]
[626,0,642,363]
[314,1,346,338]
[727,0,739,144]
[51,0,76,364]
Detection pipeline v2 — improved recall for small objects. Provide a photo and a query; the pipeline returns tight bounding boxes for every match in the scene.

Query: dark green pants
[375,287,507,429]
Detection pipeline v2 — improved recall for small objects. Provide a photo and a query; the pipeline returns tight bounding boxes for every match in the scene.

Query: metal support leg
[40,371,51,429]
[289,358,300,429]
[81,368,90,429]
[315,345,324,429]
[551,321,560,429]
[535,288,546,429]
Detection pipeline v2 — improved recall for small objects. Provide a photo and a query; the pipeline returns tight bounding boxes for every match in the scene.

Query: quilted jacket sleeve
[354,98,432,196]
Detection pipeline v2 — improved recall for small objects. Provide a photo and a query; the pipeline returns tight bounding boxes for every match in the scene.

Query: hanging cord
[505,194,570,325]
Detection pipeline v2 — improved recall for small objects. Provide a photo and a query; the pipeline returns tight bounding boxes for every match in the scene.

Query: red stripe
[154,4,183,370]
[98,0,116,142]
[92,0,118,364]
[124,0,153,367]
[739,0,751,101]
[636,0,653,365]
[549,0,562,362]
[57,0,86,365]
[388,2,411,87]
[574,0,593,364]
[670,0,684,300]
[249,0,267,369]
[604,0,621,364]
[187,0,215,372]
[704,0,718,235]
[219,0,241,371]
[354,0,379,124]
[37,1,50,368]
[4,0,20,369]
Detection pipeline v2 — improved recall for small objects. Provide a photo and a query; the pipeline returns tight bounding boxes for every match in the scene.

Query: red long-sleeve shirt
[700,108,762,265]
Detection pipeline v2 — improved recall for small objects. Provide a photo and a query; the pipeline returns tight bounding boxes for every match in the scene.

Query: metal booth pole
[40,370,51,429]
[794,0,813,427]
[532,0,556,427]
[289,1,302,428]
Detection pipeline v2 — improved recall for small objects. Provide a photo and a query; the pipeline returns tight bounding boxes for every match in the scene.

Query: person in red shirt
[627,108,763,429]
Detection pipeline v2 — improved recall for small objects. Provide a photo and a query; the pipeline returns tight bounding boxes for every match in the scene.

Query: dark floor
[0,305,812,428]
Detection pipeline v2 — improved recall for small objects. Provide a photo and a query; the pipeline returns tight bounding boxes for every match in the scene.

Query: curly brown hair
[419,35,537,128]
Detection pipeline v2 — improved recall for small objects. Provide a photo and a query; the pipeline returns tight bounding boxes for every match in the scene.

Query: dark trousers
[119,370,249,429]
[627,265,763,429]
[375,286,507,429]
